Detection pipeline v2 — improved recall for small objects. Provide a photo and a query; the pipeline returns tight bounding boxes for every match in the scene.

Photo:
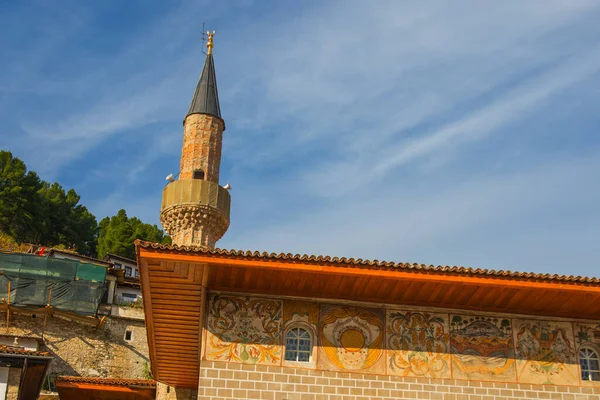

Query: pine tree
[0,151,43,243]
[97,209,170,259]
[1,150,168,257]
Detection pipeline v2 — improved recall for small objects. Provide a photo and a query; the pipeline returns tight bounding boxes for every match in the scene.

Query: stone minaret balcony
[160,178,230,248]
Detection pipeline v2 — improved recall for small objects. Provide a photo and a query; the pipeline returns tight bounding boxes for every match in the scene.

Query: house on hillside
[103,253,142,306]
[0,334,53,399]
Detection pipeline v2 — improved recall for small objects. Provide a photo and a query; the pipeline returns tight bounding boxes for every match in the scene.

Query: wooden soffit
[137,252,208,388]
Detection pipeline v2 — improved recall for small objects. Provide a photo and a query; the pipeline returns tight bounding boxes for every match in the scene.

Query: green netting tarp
[0,253,107,316]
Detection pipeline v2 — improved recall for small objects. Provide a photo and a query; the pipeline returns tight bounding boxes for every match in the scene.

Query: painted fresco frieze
[387,310,450,378]
[450,314,517,382]
[574,322,600,386]
[318,305,385,374]
[575,322,600,350]
[514,320,577,385]
[204,294,282,365]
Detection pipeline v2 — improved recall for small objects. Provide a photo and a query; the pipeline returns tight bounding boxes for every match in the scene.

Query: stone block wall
[198,360,600,400]
[2,312,149,389]
[6,368,20,400]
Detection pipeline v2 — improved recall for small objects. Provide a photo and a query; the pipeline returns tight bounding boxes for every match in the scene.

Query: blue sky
[2,1,600,277]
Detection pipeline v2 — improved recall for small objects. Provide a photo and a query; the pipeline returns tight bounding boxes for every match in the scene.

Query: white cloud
[371,48,600,178]
[216,0,600,195]
[222,153,600,276]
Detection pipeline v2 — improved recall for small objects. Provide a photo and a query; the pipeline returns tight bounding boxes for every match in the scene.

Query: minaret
[160,32,230,248]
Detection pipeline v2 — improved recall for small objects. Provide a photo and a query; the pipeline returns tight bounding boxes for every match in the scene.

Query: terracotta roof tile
[56,376,156,387]
[135,240,600,285]
[0,345,51,357]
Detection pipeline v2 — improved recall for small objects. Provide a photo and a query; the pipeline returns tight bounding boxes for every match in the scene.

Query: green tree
[1,150,163,258]
[36,182,98,255]
[0,151,43,243]
[1,150,97,254]
[97,209,170,259]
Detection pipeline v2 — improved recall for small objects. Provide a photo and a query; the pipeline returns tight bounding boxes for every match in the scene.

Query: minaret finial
[206,31,215,55]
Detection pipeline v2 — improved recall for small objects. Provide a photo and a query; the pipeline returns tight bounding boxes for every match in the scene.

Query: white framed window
[580,347,600,381]
[284,327,312,362]
[124,266,132,277]
[120,293,137,302]
[124,329,133,342]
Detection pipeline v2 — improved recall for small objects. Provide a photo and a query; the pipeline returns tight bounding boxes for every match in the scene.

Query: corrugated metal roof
[136,240,600,284]
[49,248,111,266]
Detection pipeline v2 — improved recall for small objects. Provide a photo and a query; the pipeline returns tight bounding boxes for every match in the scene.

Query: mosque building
[136,33,600,400]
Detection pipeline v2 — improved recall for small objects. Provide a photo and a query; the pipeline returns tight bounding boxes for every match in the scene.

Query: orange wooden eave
[139,248,600,294]
[55,382,155,400]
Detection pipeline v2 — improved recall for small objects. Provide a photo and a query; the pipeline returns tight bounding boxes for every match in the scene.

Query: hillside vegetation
[0,150,169,258]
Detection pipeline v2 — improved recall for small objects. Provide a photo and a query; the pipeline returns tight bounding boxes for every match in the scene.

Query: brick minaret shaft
[179,113,224,183]
[160,32,231,249]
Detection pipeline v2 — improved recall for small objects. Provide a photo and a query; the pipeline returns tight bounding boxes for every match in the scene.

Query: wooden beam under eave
[138,256,159,383]
[519,288,551,310]
[362,276,385,299]
[584,295,600,316]
[197,264,209,383]
[480,286,505,308]
[463,285,490,308]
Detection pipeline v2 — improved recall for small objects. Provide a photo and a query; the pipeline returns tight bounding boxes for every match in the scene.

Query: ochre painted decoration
[515,320,578,385]
[387,310,450,378]
[450,315,517,382]
[574,322,600,387]
[282,300,319,368]
[318,305,385,374]
[283,300,319,327]
[204,294,282,365]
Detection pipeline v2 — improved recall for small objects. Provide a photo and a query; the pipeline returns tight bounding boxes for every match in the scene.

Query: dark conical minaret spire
[186,31,221,121]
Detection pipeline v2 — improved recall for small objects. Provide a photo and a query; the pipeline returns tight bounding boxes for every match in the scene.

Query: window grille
[284,328,311,362]
[580,347,600,381]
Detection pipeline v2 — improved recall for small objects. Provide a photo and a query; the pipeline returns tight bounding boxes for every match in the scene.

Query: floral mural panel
[450,314,517,382]
[386,310,450,378]
[574,322,600,386]
[514,319,578,385]
[318,304,385,374]
[204,294,282,365]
